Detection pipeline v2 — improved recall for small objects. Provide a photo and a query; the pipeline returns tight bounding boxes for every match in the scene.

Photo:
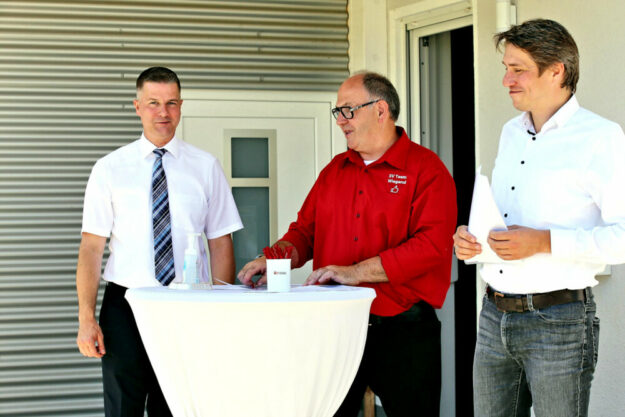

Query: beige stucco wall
[348,0,388,75]
[350,0,625,415]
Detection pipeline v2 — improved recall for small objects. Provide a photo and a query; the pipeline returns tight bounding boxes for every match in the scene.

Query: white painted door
[177,90,344,284]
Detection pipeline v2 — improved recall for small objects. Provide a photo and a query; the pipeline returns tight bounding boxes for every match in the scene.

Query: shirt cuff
[81,226,111,238]
[378,249,404,284]
[206,222,243,240]
[550,228,577,260]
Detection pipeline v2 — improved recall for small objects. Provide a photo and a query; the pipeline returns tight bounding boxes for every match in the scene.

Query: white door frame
[387,0,472,131]
[408,17,472,142]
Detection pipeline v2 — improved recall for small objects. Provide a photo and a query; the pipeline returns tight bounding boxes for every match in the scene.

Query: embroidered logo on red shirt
[388,173,407,194]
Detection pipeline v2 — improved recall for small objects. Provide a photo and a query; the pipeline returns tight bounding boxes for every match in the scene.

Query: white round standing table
[125,285,375,417]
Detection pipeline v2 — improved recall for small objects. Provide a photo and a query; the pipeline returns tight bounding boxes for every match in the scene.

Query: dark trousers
[100,283,172,417]
[334,301,442,417]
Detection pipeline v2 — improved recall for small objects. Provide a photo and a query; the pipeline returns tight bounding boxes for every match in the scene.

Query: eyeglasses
[331,99,380,120]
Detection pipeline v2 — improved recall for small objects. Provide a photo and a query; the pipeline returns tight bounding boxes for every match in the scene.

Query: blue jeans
[473,289,599,417]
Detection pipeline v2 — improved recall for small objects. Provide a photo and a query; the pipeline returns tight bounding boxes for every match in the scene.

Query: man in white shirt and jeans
[75,67,243,416]
[454,19,625,417]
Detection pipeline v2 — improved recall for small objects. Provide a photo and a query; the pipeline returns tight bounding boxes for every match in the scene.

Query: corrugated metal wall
[0,1,348,415]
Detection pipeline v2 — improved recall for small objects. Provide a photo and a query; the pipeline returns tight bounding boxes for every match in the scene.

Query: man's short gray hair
[358,72,400,121]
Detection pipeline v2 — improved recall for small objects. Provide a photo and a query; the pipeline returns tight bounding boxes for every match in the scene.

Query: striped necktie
[152,148,175,285]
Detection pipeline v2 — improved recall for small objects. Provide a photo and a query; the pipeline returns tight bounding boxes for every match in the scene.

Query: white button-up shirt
[82,134,243,288]
[481,96,625,294]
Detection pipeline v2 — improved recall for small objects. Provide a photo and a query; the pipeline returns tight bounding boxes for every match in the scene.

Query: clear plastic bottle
[182,233,201,284]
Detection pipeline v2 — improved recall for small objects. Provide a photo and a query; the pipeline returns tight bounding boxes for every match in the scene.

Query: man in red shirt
[238,72,457,416]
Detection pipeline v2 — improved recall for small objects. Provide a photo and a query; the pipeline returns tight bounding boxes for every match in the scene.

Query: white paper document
[465,168,510,264]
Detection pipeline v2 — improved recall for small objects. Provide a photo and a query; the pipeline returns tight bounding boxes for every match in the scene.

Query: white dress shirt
[481,95,625,294]
[82,134,243,288]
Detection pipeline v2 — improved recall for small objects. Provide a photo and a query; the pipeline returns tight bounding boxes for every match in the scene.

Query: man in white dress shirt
[453,19,625,417]
[75,67,243,416]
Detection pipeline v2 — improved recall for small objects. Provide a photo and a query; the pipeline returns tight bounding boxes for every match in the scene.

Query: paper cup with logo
[266,259,291,292]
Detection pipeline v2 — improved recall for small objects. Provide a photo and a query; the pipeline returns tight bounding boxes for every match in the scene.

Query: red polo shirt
[282,127,457,316]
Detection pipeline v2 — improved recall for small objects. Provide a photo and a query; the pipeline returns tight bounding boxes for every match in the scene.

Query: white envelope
[465,167,513,264]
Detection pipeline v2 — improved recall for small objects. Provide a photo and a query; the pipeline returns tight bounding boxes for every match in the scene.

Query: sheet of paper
[465,167,510,264]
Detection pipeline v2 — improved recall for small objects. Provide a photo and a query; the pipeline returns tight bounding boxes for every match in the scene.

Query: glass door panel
[232,187,270,277]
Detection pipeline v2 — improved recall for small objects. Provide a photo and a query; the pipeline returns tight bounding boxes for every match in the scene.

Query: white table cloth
[125,285,376,417]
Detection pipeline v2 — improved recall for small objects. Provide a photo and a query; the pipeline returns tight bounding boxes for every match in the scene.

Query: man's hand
[453,225,482,260]
[237,256,267,287]
[76,317,106,358]
[488,225,551,260]
[304,265,361,286]
[304,256,388,286]
[238,241,299,287]
[76,232,106,358]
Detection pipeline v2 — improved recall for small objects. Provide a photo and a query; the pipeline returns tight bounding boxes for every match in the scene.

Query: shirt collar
[521,94,580,133]
[341,127,411,170]
[139,133,181,159]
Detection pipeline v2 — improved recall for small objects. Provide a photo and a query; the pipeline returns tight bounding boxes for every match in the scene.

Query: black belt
[369,301,436,326]
[106,281,128,296]
[487,285,587,313]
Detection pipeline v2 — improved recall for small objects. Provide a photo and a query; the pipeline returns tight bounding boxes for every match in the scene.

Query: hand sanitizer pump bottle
[183,233,201,285]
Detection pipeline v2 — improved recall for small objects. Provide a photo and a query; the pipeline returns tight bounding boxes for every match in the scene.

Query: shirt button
[359,190,363,195]
[354,236,358,241]
[511,186,515,190]
[499,270,503,274]
[504,213,508,218]
[364,169,368,173]
[521,161,525,164]
[532,136,536,141]
[356,213,360,218]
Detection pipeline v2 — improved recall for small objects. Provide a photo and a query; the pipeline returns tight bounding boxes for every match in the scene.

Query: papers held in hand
[465,168,512,264]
